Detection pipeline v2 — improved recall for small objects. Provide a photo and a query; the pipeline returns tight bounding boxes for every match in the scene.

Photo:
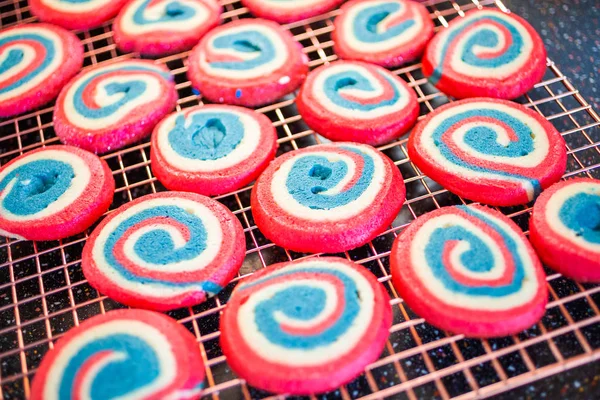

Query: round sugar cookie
[407,98,567,206]
[0,23,83,117]
[0,145,114,241]
[296,60,419,145]
[241,0,345,24]
[113,0,221,56]
[251,142,405,253]
[54,60,178,154]
[29,0,128,30]
[530,178,600,282]
[422,8,547,99]
[82,191,245,311]
[187,19,308,107]
[151,105,278,196]
[31,309,205,400]
[221,257,392,395]
[333,0,434,67]
[391,204,548,337]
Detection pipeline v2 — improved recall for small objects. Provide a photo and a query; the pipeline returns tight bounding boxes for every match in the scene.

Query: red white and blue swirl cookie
[54,60,178,154]
[333,0,434,67]
[0,23,83,118]
[391,205,547,337]
[187,19,308,107]
[296,61,419,145]
[408,98,566,206]
[422,8,547,99]
[0,146,114,242]
[31,309,205,400]
[82,191,245,311]
[251,143,405,253]
[221,257,392,394]
[29,0,128,30]
[113,0,221,56]
[151,105,277,196]
[530,178,600,283]
[241,0,344,24]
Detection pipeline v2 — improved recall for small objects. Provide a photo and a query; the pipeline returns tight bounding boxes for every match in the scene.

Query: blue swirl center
[168,112,244,160]
[559,192,600,244]
[425,206,526,296]
[209,30,275,70]
[0,159,74,216]
[133,0,196,24]
[245,267,360,349]
[59,334,161,399]
[323,70,400,111]
[73,65,170,119]
[352,2,415,43]
[285,146,374,210]
[104,205,221,293]
[0,33,56,95]
[432,108,541,195]
[430,15,524,84]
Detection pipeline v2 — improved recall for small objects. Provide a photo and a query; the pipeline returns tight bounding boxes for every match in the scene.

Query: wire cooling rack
[1,0,600,399]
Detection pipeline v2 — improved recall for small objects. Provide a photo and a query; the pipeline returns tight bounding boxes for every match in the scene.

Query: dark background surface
[487,1,600,398]
[504,0,599,111]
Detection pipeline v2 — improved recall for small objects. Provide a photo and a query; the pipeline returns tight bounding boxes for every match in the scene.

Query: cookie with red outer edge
[221,257,392,395]
[296,60,419,145]
[422,8,547,99]
[251,142,405,253]
[0,146,114,242]
[54,60,177,154]
[113,0,221,56]
[29,0,128,30]
[530,178,600,283]
[391,205,548,337]
[82,191,245,311]
[30,309,205,400]
[241,0,344,24]
[333,0,434,68]
[0,23,83,118]
[151,105,277,196]
[408,98,566,206]
[187,19,308,107]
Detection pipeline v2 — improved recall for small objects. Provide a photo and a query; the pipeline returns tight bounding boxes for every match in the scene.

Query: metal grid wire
[0,0,599,399]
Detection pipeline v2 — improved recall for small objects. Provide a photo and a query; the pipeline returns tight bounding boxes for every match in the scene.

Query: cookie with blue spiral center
[251,142,405,253]
[82,191,245,311]
[530,178,600,283]
[422,8,547,99]
[391,204,548,337]
[113,0,221,56]
[221,257,392,394]
[333,0,434,68]
[0,23,83,117]
[31,309,206,400]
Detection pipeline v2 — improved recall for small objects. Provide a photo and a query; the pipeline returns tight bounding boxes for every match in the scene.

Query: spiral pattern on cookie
[236,260,377,362]
[408,99,566,204]
[83,192,245,310]
[427,9,535,84]
[0,146,113,241]
[340,0,425,53]
[306,61,413,120]
[0,25,66,103]
[271,144,387,219]
[31,310,205,400]
[59,60,173,131]
[117,0,218,35]
[391,205,547,336]
[198,21,291,80]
